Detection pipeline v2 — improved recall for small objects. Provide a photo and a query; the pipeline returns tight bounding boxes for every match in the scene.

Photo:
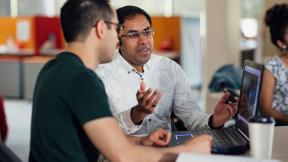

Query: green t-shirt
[29,52,112,162]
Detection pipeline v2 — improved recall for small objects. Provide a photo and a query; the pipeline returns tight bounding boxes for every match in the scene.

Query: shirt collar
[115,50,152,73]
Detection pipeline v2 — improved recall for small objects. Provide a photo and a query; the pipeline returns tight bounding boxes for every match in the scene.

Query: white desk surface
[272,126,288,162]
[176,126,288,162]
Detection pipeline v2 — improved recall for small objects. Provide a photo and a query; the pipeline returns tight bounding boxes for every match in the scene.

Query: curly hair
[265,3,288,49]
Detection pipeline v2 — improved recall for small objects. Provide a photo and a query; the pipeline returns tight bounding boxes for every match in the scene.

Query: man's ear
[95,20,106,39]
[277,40,287,50]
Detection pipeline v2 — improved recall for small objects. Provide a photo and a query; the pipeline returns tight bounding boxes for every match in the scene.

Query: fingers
[136,81,146,99]
[227,97,238,116]
[148,128,171,146]
[227,106,233,115]
[136,89,144,99]
[139,89,162,109]
[145,90,158,105]
[232,97,239,111]
[226,104,237,118]
[150,90,161,106]
[141,88,153,103]
[140,81,145,92]
[136,83,162,114]
[165,130,172,143]
[152,134,170,146]
[220,92,230,103]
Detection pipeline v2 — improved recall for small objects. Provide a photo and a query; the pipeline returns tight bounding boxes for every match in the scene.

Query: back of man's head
[116,5,152,27]
[60,0,113,43]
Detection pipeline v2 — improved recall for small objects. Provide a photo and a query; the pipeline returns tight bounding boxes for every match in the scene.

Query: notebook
[169,60,264,154]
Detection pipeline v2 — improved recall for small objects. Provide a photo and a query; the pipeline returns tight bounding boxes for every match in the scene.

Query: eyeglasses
[104,21,122,32]
[120,28,154,39]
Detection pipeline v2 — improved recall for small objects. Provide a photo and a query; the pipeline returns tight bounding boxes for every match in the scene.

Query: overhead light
[240,18,258,38]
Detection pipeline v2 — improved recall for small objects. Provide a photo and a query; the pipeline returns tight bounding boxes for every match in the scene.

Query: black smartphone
[224,89,239,104]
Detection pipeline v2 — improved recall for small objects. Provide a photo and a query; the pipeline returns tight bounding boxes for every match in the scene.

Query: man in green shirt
[29,0,212,162]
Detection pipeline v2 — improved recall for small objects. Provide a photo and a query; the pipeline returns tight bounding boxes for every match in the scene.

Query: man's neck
[119,50,144,72]
[65,42,99,69]
[134,66,144,73]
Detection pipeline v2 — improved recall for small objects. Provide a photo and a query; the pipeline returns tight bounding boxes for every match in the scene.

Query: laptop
[169,60,264,154]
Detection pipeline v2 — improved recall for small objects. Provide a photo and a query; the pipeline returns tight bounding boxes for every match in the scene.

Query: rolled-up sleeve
[114,108,142,134]
[96,67,142,134]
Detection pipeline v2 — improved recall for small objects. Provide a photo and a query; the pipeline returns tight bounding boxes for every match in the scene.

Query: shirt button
[148,119,152,122]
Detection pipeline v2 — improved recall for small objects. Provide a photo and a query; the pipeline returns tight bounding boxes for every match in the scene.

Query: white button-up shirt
[96,51,210,135]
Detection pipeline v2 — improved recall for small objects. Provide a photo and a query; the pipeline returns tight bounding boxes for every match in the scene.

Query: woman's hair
[265,3,288,49]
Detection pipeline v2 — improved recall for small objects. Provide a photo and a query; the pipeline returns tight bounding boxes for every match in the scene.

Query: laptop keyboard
[192,128,247,146]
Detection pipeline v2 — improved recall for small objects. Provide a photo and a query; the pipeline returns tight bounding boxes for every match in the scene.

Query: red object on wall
[34,16,64,55]
[0,96,8,142]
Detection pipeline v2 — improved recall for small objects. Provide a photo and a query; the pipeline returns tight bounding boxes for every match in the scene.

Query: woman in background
[261,3,288,125]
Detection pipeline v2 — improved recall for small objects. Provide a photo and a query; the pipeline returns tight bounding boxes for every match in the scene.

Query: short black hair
[60,0,113,42]
[265,3,288,49]
[116,5,152,28]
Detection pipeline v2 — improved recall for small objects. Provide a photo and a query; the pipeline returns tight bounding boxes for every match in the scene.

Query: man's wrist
[139,136,153,146]
[130,106,144,125]
[208,115,224,129]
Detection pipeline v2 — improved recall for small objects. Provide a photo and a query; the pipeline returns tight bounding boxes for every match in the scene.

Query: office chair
[0,143,22,162]
[171,110,187,131]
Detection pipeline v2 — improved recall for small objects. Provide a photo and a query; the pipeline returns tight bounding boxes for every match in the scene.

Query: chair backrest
[0,143,22,162]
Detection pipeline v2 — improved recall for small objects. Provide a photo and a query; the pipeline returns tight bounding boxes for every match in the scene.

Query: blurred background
[0,0,286,161]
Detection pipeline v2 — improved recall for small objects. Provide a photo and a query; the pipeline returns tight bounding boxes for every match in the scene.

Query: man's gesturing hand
[131,81,162,124]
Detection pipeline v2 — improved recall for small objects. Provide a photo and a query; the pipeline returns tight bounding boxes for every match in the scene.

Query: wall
[152,16,180,52]
[0,0,10,16]
[18,0,56,16]
[203,0,240,112]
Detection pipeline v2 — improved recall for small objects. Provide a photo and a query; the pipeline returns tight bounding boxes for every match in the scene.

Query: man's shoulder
[96,61,117,78]
[150,53,180,68]
[96,53,123,77]
[74,68,101,83]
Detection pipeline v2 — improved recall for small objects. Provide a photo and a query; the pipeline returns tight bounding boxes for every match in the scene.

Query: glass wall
[0,0,204,17]
[18,0,56,16]
[111,0,203,16]
[0,0,10,16]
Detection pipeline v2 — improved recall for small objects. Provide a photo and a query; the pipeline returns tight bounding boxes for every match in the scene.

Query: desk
[176,126,288,162]
[0,54,54,98]
[272,126,288,162]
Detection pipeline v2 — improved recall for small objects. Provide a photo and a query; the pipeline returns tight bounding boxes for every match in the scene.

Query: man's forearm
[126,135,143,145]
[126,144,182,162]
[126,134,158,147]
[130,106,147,124]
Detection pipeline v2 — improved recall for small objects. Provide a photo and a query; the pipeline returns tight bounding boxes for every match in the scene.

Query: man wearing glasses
[96,5,239,135]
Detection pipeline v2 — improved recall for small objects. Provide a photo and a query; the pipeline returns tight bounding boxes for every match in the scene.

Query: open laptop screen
[236,60,263,137]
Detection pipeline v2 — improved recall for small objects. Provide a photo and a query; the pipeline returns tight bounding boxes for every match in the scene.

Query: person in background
[96,5,238,135]
[29,0,211,162]
[260,3,288,125]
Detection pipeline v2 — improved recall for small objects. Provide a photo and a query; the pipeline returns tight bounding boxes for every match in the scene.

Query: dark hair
[116,5,152,27]
[265,3,288,49]
[60,0,113,42]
